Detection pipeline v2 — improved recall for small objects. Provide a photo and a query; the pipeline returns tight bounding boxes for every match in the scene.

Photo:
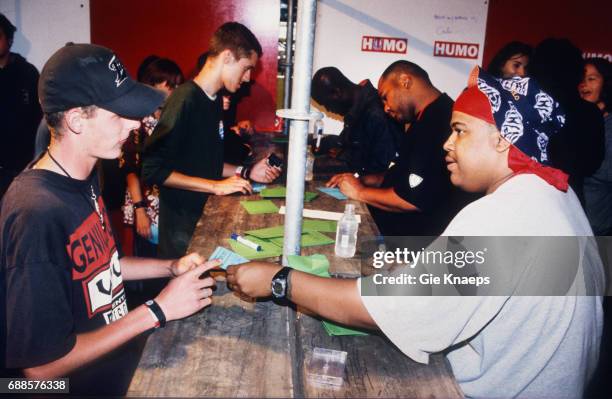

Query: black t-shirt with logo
[373,93,474,236]
[0,168,140,395]
[143,81,225,258]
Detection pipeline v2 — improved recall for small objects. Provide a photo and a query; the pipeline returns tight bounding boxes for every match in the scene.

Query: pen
[231,233,262,251]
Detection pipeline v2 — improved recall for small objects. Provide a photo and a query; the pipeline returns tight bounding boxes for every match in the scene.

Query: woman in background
[580,57,612,235]
[487,41,532,78]
[121,58,184,257]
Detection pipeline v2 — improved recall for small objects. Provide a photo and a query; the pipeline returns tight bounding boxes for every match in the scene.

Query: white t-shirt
[360,174,605,398]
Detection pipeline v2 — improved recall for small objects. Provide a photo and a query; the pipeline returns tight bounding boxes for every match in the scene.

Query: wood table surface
[127,179,462,398]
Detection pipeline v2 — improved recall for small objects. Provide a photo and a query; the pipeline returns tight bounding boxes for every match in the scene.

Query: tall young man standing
[143,22,281,258]
[1,44,219,395]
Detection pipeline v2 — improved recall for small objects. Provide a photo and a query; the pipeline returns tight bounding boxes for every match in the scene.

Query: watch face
[272,279,286,297]
[145,300,154,306]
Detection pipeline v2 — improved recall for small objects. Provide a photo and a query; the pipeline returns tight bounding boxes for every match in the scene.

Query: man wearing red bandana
[227,68,605,398]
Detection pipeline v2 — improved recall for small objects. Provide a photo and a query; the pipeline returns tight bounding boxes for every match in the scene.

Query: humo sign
[361,36,408,54]
[434,41,479,59]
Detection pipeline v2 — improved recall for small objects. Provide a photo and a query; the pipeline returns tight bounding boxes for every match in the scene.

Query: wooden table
[128,181,462,398]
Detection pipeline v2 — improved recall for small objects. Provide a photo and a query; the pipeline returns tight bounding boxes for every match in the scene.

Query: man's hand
[155,259,220,322]
[212,176,252,195]
[226,262,282,298]
[169,252,210,277]
[134,208,152,239]
[249,156,282,183]
[326,173,364,200]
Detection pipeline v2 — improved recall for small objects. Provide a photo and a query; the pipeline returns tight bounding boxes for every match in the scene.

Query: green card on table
[228,235,282,259]
[269,230,334,248]
[259,186,318,202]
[240,200,279,215]
[286,254,368,336]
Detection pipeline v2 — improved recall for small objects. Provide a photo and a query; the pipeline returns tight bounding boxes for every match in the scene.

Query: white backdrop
[0,0,90,71]
[312,0,489,134]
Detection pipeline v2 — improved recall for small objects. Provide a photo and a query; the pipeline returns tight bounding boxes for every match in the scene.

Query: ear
[221,49,234,64]
[64,108,84,135]
[495,133,511,152]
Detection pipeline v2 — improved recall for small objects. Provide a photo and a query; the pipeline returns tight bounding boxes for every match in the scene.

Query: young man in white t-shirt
[227,68,605,398]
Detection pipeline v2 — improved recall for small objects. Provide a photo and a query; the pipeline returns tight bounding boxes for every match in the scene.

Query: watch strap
[145,300,166,328]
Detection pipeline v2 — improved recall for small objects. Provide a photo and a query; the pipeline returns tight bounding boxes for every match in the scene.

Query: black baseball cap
[39,43,164,118]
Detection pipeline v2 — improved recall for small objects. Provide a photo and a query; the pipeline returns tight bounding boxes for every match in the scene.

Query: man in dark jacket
[0,13,42,198]
[311,67,402,175]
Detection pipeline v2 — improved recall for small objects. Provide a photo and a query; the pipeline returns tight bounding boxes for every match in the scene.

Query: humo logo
[583,52,612,62]
[434,41,479,59]
[362,36,408,54]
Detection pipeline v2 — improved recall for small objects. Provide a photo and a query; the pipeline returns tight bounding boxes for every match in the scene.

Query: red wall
[483,0,612,67]
[90,0,280,131]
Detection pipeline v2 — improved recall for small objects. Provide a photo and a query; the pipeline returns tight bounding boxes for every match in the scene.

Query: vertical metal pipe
[282,0,317,265]
[282,0,295,135]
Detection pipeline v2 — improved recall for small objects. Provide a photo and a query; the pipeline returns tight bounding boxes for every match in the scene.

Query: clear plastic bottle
[305,145,315,181]
[335,204,358,258]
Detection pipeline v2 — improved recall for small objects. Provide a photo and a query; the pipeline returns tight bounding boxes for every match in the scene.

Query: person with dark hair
[530,38,605,204]
[311,66,402,174]
[0,43,219,395]
[136,54,159,82]
[580,58,612,235]
[486,41,532,78]
[197,50,254,165]
[121,58,185,261]
[327,60,471,238]
[143,22,280,258]
[0,13,42,198]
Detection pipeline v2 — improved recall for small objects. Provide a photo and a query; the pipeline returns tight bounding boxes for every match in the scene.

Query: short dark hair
[311,67,352,103]
[46,105,98,138]
[137,54,160,82]
[486,41,532,78]
[585,57,612,113]
[530,38,584,102]
[381,60,431,85]
[0,13,17,43]
[208,22,262,60]
[140,58,184,89]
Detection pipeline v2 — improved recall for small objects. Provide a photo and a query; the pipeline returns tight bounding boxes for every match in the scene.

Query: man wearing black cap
[0,44,220,395]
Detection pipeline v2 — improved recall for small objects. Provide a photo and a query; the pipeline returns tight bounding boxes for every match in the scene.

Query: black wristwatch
[271,267,292,301]
[145,299,166,328]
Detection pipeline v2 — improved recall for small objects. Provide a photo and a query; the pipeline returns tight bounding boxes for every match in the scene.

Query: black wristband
[145,299,166,328]
[133,200,147,209]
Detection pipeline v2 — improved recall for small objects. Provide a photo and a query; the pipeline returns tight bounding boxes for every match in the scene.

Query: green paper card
[260,186,318,202]
[269,230,334,248]
[322,321,369,336]
[245,225,285,239]
[259,186,286,198]
[240,200,279,215]
[287,254,330,276]
[302,219,337,233]
[228,236,282,259]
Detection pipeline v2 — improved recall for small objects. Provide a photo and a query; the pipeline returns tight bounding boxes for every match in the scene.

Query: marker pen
[231,233,262,251]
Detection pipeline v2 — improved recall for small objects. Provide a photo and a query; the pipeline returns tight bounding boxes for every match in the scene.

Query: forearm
[126,173,144,202]
[357,187,418,212]
[23,305,156,378]
[222,163,239,178]
[289,271,376,329]
[163,171,217,193]
[121,256,174,280]
[361,173,385,187]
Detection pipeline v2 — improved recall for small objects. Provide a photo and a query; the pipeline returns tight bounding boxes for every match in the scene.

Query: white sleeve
[359,279,509,364]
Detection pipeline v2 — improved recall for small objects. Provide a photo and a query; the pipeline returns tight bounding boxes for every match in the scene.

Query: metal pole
[282,0,317,265]
[282,0,295,135]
